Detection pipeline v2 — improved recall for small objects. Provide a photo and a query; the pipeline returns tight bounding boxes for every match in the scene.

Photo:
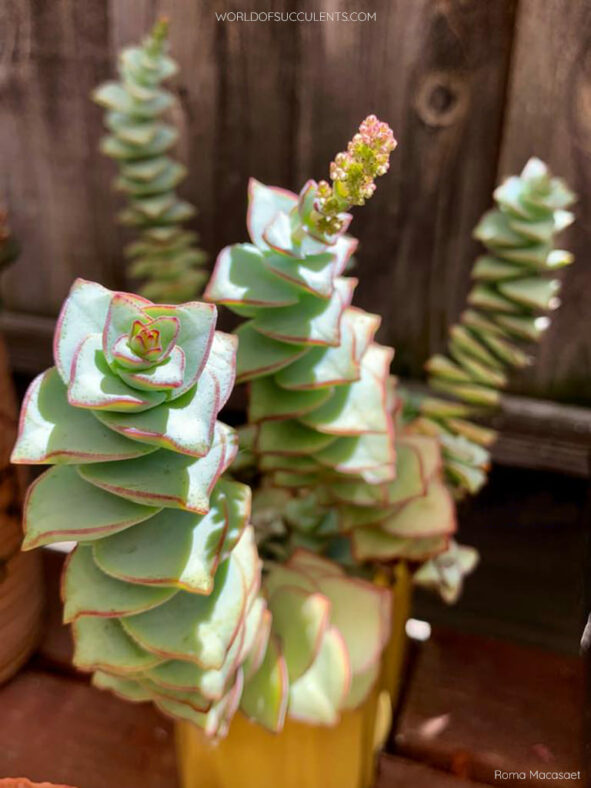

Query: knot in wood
[414,71,468,128]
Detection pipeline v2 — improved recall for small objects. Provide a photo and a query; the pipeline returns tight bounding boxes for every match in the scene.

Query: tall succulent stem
[12,279,263,735]
[94,20,208,302]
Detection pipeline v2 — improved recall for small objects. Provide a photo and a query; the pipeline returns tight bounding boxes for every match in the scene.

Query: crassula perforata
[206,125,576,617]
[409,158,576,498]
[12,279,266,736]
[93,20,208,303]
[205,116,457,574]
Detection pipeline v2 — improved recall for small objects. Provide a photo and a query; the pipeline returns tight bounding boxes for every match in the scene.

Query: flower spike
[314,115,397,236]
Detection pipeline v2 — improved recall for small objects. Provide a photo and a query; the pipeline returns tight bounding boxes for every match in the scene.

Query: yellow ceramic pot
[176,565,413,788]
[176,688,390,788]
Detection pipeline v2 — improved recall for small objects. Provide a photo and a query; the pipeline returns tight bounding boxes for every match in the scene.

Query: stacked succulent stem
[94,20,207,302]
[410,158,576,498]
[205,117,461,724]
[12,279,263,735]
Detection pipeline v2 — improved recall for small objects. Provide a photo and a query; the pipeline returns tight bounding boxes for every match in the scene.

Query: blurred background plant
[93,19,208,302]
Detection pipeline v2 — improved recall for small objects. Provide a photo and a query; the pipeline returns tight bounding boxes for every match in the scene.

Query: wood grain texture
[0,332,43,684]
[293,0,517,380]
[0,670,179,788]
[496,0,591,402]
[0,0,122,313]
[396,628,584,785]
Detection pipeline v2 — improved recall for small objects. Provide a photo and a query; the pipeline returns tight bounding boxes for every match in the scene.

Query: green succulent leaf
[63,545,177,623]
[288,627,350,726]
[240,635,288,732]
[23,465,159,549]
[11,368,157,464]
[268,587,330,682]
[79,423,237,513]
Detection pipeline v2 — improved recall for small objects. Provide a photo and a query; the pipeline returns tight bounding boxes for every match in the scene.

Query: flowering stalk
[313,115,396,236]
[205,117,470,725]
[93,20,208,302]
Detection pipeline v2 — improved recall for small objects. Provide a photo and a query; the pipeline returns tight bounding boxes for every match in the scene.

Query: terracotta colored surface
[0,780,77,788]
[396,628,584,785]
[0,334,44,684]
[378,756,483,787]
[0,670,178,788]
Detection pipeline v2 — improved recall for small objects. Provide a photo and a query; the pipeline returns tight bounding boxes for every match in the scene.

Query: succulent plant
[206,116,458,575]
[240,549,391,730]
[409,158,576,498]
[12,278,265,736]
[93,20,207,303]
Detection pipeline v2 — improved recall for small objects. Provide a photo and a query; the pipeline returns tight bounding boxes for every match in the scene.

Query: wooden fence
[1,0,590,404]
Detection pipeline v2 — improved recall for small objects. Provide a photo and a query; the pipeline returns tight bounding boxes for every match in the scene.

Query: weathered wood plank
[396,627,584,785]
[377,755,485,787]
[495,0,591,402]
[0,0,122,312]
[0,669,179,788]
[294,0,518,380]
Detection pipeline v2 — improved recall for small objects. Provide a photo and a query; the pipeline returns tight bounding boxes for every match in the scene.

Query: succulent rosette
[239,549,391,730]
[93,20,207,302]
[12,278,265,737]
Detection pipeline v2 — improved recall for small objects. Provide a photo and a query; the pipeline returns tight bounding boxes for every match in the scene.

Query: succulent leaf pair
[12,279,263,737]
[94,20,208,303]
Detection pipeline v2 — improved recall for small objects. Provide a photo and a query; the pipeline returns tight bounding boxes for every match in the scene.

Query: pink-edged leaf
[256,419,337,455]
[246,178,298,249]
[268,587,331,682]
[243,607,272,680]
[78,422,238,513]
[240,634,288,732]
[102,292,151,364]
[274,307,380,390]
[286,549,345,578]
[331,235,358,276]
[205,244,300,308]
[62,545,176,623]
[22,465,159,549]
[68,334,167,411]
[315,575,390,674]
[288,626,351,726]
[261,250,335,298]
[300,343,393,435]
[380,480,456,538]
[235,322,309,382]
[352,529,449,563]
[144,301,217,399]
[204,331,237,409]
[121,549,248,669]
[248,376,333,422]
[95,366,219,457]
[314,431,395,476]
[73,616,164,674]
[111,335,154,370]
[11,368,156,465]
[117,346,185,391]
[262,211,298,256]
[251,277,356,347]
[54,278,115,384]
